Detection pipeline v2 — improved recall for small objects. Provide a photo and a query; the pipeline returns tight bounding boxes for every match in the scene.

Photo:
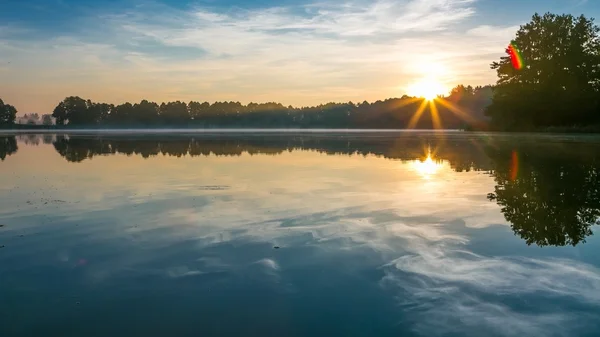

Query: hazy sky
[1,0,599,113]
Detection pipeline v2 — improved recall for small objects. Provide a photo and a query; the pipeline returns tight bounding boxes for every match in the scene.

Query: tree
[87,102,113,125]
[63,97,91,125]
[159,101,189,124]
[0,98,17,125]
[188,101,210,120]
[42,114,54,126]
[26,113,40,125]
[109,102,134,125]
[486,13,600,130]
[132,100,159,125]
[52,102,68,125]
[52,96,97,125]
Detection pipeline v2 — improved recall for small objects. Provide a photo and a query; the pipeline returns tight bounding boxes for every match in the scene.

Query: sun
[408,78,447,101]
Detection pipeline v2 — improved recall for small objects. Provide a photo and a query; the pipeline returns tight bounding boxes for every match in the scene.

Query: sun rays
[403,61,477,130]
[404,96,475,130]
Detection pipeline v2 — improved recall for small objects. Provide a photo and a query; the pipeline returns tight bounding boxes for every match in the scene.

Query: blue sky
[1,0,599,113]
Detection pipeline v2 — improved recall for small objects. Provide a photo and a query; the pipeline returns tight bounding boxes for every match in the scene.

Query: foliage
[0,98,17,125]
[487,13,600,130]
[42,114,54,125]
[42,85,491,129]
[24,113,40,125]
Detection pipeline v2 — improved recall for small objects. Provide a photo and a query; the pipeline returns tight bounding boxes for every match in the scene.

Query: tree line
[49,85,491,129]
[0,85,491,129]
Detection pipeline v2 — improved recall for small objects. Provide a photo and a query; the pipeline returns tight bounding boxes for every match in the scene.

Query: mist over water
[1,132,600,337]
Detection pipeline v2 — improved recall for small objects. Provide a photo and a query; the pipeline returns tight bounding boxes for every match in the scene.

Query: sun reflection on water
[411,151,443,179]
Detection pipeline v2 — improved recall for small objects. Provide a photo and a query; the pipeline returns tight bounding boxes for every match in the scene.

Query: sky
[1,0,599,114]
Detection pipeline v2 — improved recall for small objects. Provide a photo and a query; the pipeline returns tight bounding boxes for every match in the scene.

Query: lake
[1,131,600,337]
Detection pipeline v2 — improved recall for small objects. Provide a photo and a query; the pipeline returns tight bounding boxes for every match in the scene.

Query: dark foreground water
[1,131,600,337]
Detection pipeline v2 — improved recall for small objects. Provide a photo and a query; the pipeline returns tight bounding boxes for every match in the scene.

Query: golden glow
[429,100,442,130]
[408,78,446,101]
[407,99,429,129]
[411,149,443,179]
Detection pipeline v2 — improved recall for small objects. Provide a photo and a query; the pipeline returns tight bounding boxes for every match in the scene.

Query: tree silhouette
[52,102,68,125]
[132,100,159,125]
[32,86,494,130]
[487,141,600,246]
[487,13,600,130]
[0,98,17,125]
[42,114,53,126]
[159,101,189,125]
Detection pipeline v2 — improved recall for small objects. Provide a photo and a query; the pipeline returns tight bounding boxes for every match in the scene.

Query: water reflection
[411,149,444,179]
[3,132,600,336]
[6,133,600,247]
[487,141,600,246]
[0,135,18,161]
[48,133,493,171]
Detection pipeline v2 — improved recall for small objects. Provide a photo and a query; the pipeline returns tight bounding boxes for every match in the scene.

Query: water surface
[1,132,600,337]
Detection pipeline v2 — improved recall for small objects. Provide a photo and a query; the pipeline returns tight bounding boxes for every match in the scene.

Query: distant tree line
[48,86,491,129]
[15,113,54,126]
[0,85,492,130]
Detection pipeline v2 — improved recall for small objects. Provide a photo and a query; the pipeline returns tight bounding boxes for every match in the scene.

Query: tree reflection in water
[7,133,600,247]
[486,140,600,247]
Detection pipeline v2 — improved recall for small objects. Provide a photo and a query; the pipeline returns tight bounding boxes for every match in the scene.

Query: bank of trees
[487,13,600,130]
[43,86,491,129]
[0,87,491,129]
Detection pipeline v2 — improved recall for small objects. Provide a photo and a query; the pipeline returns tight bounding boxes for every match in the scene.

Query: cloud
[254,258,280,271]
[468,24,520,41]
[407,295,581,337]
[389,250,600,302]
[382,232,600,336]
[0,0,519,113]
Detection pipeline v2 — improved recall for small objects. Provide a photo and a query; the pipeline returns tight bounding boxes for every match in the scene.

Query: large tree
[486,13,600,130]
[0,98,17,125]
[52,96,105,125]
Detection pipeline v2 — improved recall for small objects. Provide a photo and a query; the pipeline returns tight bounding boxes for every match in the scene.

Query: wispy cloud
[0,0,518,113]
[382,233,600,336]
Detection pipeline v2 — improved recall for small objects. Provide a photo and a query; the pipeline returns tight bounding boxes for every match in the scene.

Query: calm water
[1,131,600,337]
